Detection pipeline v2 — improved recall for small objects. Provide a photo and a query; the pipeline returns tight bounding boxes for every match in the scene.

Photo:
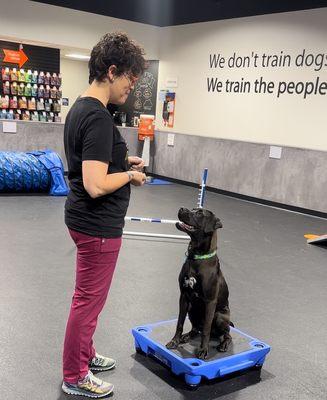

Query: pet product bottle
[38,71,45,84]
[31,70,38,84]
[10,68,18,81]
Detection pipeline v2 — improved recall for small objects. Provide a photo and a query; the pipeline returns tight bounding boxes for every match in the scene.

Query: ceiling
[32,0,327,27]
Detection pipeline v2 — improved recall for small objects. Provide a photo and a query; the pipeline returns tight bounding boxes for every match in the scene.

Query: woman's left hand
[128,156,145,172]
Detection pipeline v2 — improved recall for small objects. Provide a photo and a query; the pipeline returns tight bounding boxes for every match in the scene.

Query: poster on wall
[160,90,176,128]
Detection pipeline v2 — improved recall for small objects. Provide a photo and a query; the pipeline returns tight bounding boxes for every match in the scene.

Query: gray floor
[0,183,327,400]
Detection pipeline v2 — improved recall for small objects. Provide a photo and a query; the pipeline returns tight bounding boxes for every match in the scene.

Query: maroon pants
[63,229,122,383]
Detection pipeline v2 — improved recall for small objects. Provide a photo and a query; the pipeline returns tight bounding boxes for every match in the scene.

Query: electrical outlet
[269,145,282,159]
[167,133,175,146]
[2,121,17,133]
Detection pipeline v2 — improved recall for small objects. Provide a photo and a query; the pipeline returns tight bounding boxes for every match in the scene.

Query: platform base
[132,319,270,386]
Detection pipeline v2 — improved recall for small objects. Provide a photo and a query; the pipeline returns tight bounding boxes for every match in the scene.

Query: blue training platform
[132,318,270,386]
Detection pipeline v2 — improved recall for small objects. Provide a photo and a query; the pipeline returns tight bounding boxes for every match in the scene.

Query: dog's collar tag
[193,250,217,260]
[184,276,197,289]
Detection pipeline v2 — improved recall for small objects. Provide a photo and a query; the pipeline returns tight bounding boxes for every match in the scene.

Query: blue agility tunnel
[0,150,68,196]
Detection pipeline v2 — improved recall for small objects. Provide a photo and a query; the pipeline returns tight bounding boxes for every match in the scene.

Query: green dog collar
[193,250,217,260]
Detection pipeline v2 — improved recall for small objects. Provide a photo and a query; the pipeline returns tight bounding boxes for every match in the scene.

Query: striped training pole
[123,231,188,240]
[124,168,209,240]
[125,216,178,225]
[124,217,186,240]
[197,168,208,208]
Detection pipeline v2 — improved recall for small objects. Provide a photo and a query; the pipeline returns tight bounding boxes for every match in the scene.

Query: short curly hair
[88,32,147,84]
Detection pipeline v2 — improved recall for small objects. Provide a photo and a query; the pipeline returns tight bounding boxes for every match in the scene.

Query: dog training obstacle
[125,217,178,224]
[123,231,189,240]
[132,318,270,387]
[197,168,208,208]
[124,216,187,240]
[0,150,68,195]
[123,169,208,240]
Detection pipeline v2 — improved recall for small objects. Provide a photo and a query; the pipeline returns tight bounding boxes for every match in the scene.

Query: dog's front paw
[217,335,232,352]
[180,332,193,343]
[217,342,228,352]
[196,347,208,359]
[166,338,180,349]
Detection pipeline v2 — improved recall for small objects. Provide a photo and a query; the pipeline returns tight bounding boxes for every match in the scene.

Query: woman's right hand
[130,171,146,186]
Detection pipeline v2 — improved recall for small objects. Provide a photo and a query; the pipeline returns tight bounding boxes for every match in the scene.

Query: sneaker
[89,353,116,372]
[62,371,114,398]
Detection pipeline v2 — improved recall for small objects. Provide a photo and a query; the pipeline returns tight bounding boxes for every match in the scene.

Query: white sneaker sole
[62,382,114,398]
[89,361,116,372]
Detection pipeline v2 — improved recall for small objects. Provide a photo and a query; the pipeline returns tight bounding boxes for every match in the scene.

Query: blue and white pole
[197,168,208,208]
[125,216,178,224]
[123,231,188,240]
[124,168,209,240]
[124,217,185,239]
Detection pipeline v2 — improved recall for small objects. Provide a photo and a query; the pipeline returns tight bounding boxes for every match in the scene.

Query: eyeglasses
[123,73,138,88]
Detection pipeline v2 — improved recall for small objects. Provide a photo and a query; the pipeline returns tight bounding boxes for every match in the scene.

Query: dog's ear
[214,217,223,229]
[204,217,223,233]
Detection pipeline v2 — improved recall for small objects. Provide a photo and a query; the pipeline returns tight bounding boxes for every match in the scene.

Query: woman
[62,32,147,398]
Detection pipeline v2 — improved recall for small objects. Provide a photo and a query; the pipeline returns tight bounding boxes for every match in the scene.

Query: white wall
[0,0,159,122]
[157,8,327,151]
[0,0,159,59]
[1,2,327,151]
[60,58,89,120]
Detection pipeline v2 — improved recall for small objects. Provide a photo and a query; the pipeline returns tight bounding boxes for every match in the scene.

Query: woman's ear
[108,65,117,83]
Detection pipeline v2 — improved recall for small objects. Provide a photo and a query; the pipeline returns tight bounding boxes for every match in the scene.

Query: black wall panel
[32,0,327,27]
[0,40,60,73]
[109,60,159,126]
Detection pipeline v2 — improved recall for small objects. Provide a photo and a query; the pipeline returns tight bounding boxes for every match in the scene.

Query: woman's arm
[82,160,131,198]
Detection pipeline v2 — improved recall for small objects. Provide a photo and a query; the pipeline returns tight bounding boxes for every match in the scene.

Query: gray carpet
[0,183,326,399]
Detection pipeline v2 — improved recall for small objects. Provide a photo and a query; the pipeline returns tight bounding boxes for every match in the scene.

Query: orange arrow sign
[3,49,29,68]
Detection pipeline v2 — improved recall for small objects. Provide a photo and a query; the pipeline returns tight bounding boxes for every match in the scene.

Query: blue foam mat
[146,178,172,185]
[132,319,270,386]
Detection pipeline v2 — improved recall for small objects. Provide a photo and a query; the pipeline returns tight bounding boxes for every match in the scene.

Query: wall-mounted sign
[165,77,178,88]
[0,40,60,73]
[2,121,17,133]
[3,49,28,68]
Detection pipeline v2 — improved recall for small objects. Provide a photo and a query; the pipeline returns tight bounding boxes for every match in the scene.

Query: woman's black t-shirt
[64,97,130,238]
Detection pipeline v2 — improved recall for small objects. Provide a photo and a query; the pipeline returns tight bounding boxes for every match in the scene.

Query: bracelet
[126,171,134,182]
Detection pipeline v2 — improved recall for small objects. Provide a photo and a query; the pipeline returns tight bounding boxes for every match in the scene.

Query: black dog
[166,207,232,359]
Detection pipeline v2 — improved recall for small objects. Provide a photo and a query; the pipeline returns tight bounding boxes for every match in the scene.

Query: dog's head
[176,207,222,237]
